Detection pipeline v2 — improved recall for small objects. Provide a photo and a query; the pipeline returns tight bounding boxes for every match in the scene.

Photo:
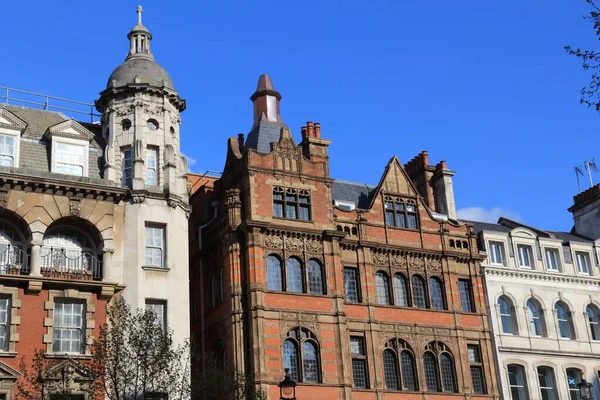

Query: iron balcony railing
[41,248,102,280]
[0,244,29,275]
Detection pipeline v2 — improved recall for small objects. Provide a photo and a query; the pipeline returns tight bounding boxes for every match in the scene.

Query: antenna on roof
[575,165,584,193]
[584,159,598,188]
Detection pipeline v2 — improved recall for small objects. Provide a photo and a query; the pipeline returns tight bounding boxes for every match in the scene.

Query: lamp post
[278,368,297,400]
[578,379,593,400]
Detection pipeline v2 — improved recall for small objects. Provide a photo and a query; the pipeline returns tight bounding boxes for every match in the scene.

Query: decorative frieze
[280,312,319,334]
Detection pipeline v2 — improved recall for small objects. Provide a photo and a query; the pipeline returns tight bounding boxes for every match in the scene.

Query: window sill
[272,216,313,224]
[0,352,17,358]
[45,353,92,360]
[142,266,170,272]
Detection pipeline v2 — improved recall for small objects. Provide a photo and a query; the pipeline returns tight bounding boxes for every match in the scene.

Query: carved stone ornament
[285,237,303,252]
[391,254,407,268]
[280,312,320,334]
[69,198,81,217]
[427,258,442,272]
[305,239,323,253]
[135,139,143,159]
[225,189,242,208]
[0,189,8,208]
[165,144,175,166]
[132,193,146,204]
[281,312,298,320]
[373,252,388,266]
[407,254,426,270]
[265,234,283,249]
[169,113,181,126]
[380,324,395,332]
[417,326,435,335]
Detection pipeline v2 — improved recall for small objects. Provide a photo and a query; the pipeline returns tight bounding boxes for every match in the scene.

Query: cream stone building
[473,217,600,400]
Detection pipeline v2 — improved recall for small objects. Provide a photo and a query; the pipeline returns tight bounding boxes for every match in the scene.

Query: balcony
[41,248,102,280]
[0,244,29,275]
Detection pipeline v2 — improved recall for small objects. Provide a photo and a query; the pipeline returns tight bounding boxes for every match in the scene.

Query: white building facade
[474,218,600,400]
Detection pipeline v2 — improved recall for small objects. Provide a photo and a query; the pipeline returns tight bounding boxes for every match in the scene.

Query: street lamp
[278,368,297,400]
[578,379,593,400]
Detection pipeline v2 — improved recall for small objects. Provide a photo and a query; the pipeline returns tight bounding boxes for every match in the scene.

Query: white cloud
[182,153,197,171]
[456,207,522,223]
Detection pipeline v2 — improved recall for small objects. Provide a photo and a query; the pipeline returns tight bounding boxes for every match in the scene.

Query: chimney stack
[431,160,457,220]
[569,183,600,239]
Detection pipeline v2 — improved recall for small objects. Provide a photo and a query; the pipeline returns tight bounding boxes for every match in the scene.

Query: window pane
[490,242,504,265]
[273,203,284,218]
[303,341,318,383]
[518,246,532,268]
[307,260,324,295]
[508,364,528,400]
[527,300,544,336]
[471,366,485,394]
[393,274,409,307]
[588,305,600,340]
[412,275,427,308]
[266,256,283,291]
[352,359,367,388]
[344,268,359,303]
[537,367,557,400]
[299,205,310,221]
[385,211,395,226]
[401,351,417,391]
[382,350,399,390]
[53,301,84,353]
[467,345,481,363]
[545,249,559,271]
[283,340,299,382]
[424,352,439,391]
[407,214,418,230]
[429,278,445,310]
[555,302,573,339]
[459,280,474,312]
[395,213,406,228]
[55,142,85,176]
[285,205,297,220]
[375,272,390,305]
[499,297,515,334]
[440,353,456,392]
[567,368,582,400]
[350,336,365,356]
[287,258,303,293]
[576,253,590,274]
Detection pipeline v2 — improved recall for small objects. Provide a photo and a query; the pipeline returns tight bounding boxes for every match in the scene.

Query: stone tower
[95,6,190,345]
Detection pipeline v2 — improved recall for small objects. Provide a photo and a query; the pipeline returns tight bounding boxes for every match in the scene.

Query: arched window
[375,271,391,305]
[429,277,445,310]
[566,368,583,400]
[393,273,409,307]
[283,328,321,383]
[587,304,600,340]
[287,258,303,293]
[0,220,26,274]
[411,275,427,308]
[507,364,528,400]
[383,339,417,391]
[527,299,545,337]
[498,296,517,334]
[266,255,283,291]
[41,227,99,278]
[423,341,456,393]
[555,301,574,339]
[307,259,324,295]
[537,366,557,400]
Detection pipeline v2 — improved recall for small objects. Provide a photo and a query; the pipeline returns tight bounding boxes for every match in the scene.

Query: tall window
[429,277,445,310]
[122,148,132,187]
[576,252,591,275]
[0,298,10,351]
[507,364,528,400]
[0,134,16,167]
[498,296,517,334]
[458,279,475,312]
[489,241,505,265]
[53,300,84,353]
[383,197,418,230]
[393,273,409,307]
[287,257,303,293]
[537,366,557,400]
[0,220,26,274]
[272,187,311,221]
[587,304,600,340]
[307,259,324,295]
[566,368,583,400]
[555,301,574,339]
[382,339,417,391]
[350,336,368,388]
[411,275,427,308]
[544,248,560,271]
[41,227,97,275]
[375,271,391,305]
[266,255,283,291]
[344,267,360,303]
[283,328,320,383]
[517,245,533,268]
[146,147,158,185]
[54,142,85,176]
[423,341,456,393]
[467,344,486,394]
[145,300,167,335]
[527,299,545,336]
[145,225,165,268]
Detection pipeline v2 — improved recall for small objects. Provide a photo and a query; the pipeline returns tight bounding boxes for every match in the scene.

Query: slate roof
[245,122,285,154]
[463,220,512,234]
[547,230,592,243]
[332,180,376,209]
[4,105,67,139]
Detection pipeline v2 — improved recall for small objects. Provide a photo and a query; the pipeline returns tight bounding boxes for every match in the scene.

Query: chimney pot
[307,121,314,137]
[422,151,429,166]
[301,126,308,140]
[237,133,245,151]
[314,122,321,138]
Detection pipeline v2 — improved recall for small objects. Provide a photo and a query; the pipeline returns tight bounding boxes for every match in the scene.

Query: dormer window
[147,119,159,131]
[273,187,311,221]
[0,134,16,167]
[0,109,25,168]
[576,252,591,275]
[517,245,533,269]
[54,142,86,176]
[384,196,418,230]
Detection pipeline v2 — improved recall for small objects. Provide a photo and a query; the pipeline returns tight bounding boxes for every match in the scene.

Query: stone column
[102,248,115,282]
[30,240,42,277]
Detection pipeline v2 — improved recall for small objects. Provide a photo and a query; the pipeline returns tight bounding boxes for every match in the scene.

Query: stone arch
[45,216,103,250]
[0,208,31,244]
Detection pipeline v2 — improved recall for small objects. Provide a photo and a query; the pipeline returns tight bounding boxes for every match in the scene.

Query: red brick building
[189,75,499,399]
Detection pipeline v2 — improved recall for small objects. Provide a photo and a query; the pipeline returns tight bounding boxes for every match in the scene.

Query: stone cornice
[483,265,600,285]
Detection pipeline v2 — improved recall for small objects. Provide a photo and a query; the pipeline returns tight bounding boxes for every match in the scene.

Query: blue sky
[1,0,598,231]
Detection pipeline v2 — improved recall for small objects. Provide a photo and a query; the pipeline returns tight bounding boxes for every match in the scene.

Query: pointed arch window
[587,304,600,340]
[429,277,445,310]
[555,301,574,339]
[383,349,399,390]
[423,341,456,393]
[527,299,545,337]
[393,273,409,307]
[382,338,417,391]
[266,255,283,291]
[411,275,427,308]
[375,271,391,305]
[307,259,324,295]
[498,296,517,334]
[283,328,321,383]
[287,257,304,293]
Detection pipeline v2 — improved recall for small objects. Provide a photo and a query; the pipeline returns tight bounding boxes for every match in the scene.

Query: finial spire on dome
[126,5,153,61]
[137,5,143,24]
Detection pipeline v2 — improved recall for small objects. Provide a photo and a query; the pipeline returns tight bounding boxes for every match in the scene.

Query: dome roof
[106,57,174,90]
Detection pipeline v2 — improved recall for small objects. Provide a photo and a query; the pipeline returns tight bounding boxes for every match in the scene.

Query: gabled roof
[332,180,376,209]
[44,119,95,141]
[1,105,68,139]
[0,107,27,131]
[245,121,285,154]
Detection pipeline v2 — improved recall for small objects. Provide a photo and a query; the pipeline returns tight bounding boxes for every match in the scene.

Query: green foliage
[566,0,600,111]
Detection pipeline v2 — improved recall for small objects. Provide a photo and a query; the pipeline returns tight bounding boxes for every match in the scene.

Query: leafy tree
[566,0,600,111]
